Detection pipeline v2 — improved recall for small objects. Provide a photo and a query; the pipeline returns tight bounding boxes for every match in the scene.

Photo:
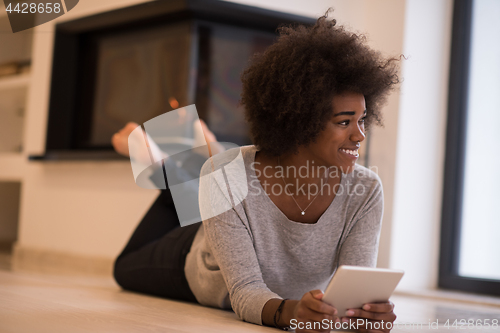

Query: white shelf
[0,74,30,90]
[0,153,26,181]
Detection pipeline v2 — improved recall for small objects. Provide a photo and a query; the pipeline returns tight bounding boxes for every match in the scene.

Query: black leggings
[113,188,201,302]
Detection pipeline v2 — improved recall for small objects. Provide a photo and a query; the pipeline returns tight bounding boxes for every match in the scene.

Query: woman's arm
[202,211,283,325]
[337,179,397,332]
[199,156,282,324]
[338,180,384,268]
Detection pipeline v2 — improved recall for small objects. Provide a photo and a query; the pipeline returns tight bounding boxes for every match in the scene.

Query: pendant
[301,211,305,215]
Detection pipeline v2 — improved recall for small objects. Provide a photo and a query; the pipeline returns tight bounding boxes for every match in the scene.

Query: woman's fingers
[344,301,396,321]
[294,290,340,333]
[297,306,336,323]
[339,302,396,333]
[341,317,391,332]
[362,301,395,313]
[342,302,396,333]
[304,290,337,315]
[345,309,394,321]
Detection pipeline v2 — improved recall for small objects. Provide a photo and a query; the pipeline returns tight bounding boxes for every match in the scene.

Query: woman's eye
[338,117,365,126]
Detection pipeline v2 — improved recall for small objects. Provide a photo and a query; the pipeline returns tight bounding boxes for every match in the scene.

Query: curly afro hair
[241,11,400,156]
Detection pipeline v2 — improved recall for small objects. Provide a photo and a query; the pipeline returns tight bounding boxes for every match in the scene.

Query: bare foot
[112,122,140,157]
[199,120,217,143]
[112,122,166,164]
[112,119,224,159]
[194,120,225,156]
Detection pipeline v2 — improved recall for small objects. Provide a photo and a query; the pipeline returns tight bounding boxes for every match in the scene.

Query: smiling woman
[189,11,401,332]
[114,10,401,333]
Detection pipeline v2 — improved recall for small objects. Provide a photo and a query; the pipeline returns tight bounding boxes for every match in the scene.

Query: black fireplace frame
[32,0,315,160]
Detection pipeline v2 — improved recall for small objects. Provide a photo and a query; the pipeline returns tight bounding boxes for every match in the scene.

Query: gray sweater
[184,145,383,325]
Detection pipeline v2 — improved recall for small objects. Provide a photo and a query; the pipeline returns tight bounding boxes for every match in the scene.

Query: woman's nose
[351,124,366,143]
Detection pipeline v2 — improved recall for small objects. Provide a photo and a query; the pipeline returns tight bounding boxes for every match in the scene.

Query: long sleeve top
[184,145,384,325]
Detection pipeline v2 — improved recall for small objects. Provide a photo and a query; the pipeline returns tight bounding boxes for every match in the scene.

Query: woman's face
[301,92,366,172]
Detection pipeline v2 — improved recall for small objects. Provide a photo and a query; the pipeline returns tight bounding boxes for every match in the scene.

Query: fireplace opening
[36,0,314,160]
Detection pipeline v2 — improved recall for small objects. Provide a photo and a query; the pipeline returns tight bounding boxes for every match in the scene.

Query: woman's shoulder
[343,164,383,196]
[331,164,383,223]
[352,164,382,184]
[198,146,256,219]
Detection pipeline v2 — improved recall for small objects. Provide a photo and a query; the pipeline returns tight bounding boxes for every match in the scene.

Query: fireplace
[34,0,314,160]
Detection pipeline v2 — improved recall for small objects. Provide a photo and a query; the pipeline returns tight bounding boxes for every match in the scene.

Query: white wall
[356,0,406,269]
[390,0,453,290]
[223,0,365,26]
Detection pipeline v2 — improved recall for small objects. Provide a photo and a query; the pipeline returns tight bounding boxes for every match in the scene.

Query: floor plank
[1,268,500,333]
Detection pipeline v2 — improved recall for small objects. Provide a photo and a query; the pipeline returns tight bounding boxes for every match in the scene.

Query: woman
[114,12,399,333]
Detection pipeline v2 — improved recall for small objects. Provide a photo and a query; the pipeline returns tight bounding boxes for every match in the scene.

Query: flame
[169,97,179,109]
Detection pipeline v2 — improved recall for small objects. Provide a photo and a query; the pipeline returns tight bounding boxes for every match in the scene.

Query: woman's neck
[255,149,340,186]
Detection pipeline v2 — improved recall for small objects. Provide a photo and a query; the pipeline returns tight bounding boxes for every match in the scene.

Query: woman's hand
[290,290,339,333]
[341,301,396,332]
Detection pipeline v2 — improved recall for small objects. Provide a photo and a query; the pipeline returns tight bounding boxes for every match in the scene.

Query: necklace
[277,157,329,216]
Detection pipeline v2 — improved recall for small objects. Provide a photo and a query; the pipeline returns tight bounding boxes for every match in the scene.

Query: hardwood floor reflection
[1,266,499,333]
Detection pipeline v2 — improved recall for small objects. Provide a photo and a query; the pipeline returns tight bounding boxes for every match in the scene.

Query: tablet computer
[322,265,404,317]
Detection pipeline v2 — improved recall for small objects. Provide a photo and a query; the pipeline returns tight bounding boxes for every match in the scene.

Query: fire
[169,97,179,109]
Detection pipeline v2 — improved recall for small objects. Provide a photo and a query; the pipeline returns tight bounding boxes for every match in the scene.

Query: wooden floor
[1,262,500,333]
